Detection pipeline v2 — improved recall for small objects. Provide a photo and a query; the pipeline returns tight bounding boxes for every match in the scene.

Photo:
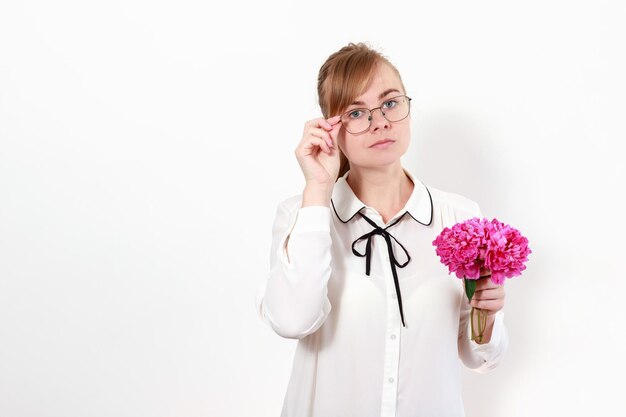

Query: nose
[369,108,390,131]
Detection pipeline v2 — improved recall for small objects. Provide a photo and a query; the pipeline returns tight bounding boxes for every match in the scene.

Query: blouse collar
[330,166,433,226]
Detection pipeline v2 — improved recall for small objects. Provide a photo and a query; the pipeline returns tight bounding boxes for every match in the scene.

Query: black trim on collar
[330,184,434,226]
[330,198,365,224]
[406,184,434,226]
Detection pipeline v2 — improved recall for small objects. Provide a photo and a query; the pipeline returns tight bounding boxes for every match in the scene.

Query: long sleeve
[254,199,333,339]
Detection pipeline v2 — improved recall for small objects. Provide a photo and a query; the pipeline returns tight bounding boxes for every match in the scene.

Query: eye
[382,99,398,109]
[348,109,365,119]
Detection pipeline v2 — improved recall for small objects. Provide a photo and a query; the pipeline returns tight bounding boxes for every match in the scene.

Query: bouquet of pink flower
[432,217,531,342]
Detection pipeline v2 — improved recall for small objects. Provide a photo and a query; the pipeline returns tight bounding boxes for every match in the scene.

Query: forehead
[354,63,403,103]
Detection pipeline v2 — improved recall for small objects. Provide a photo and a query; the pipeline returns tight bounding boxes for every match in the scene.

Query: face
[336,63,411,171]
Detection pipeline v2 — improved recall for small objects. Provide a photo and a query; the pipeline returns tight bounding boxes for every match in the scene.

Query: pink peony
[483,219,532,285]
[433,217,531,285]
[432,217,488,280]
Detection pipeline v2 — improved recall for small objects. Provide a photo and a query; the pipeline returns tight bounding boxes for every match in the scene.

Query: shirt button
[391,293,397,299]
[388,377,394,383]
[390,334,396,340]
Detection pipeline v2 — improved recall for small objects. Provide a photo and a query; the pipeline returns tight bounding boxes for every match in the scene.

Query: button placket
[380,257,402,417]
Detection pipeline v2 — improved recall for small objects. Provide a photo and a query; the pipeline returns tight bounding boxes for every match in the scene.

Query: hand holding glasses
[339,95,412,135]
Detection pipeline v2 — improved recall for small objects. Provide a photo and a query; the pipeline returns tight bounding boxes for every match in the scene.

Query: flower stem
[470,307,488,343]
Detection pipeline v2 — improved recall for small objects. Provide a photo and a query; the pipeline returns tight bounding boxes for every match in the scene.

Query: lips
[369,139,395,147]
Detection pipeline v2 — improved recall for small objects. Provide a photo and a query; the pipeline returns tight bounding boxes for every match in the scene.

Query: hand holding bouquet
[433,218,531,343]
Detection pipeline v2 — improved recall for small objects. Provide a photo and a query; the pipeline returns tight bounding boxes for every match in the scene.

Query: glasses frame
[339,95,412,134]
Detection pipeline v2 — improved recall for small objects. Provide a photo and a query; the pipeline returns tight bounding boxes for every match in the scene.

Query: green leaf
[464,278,477,302]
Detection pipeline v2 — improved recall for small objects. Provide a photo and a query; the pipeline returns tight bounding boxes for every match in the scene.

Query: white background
[1,1,625,416]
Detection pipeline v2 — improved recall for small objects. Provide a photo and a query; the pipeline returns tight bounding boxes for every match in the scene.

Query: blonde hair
[317,43,406,180]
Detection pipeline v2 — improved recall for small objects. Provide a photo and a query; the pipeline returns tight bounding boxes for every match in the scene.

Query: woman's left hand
[470,269,505,316]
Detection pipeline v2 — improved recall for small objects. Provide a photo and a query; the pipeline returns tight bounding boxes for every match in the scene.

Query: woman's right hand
[295,115,342,188]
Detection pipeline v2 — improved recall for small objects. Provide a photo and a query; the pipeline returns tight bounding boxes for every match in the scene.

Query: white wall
[1,1,624,416]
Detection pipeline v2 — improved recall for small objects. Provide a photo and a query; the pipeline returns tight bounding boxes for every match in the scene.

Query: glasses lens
[342,108,370,134]
[381,96,410,122]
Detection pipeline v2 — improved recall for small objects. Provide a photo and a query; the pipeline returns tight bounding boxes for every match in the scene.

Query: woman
[255,43,508,417]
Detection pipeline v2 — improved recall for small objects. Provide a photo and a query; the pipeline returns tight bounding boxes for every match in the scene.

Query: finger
[308,127,334,148]
[297,135,330,155]
[476,276,499,290]
[470,291,504,305]
[327,115,342,125]
[318,116,340,131]
[470,298,504,312]
[329,120,342,141]
[305,118,332,132]
[304,136,331,154]
[474,285,505,296]
[472,288,505,301]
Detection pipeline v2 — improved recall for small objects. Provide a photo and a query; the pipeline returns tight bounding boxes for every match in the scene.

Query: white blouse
[255,167,508,417]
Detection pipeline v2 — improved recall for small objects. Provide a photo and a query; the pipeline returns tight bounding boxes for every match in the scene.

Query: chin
[354,153,406,169]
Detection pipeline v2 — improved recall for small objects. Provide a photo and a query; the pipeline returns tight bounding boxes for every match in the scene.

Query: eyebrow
[350,88,401,106]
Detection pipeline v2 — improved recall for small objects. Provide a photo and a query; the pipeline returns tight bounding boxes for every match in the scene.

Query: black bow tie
[351,212,411,327]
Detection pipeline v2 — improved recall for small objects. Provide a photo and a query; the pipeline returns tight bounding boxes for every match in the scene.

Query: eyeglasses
[339,95,412,134]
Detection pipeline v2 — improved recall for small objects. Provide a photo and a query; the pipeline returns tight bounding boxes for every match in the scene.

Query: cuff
[291,206,331,234]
